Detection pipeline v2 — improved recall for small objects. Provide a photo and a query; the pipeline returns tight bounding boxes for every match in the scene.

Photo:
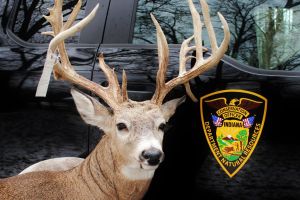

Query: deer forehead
[114,102,165,128]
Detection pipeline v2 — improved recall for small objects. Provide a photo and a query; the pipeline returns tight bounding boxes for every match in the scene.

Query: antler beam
[36,0,229,111]
[36,0,127,109]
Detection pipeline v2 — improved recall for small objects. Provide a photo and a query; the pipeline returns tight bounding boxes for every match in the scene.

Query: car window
[10,0,87,44]
[133,0,300,71]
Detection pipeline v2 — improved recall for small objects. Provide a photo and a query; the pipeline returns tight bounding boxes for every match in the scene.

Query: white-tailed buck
[0,0,229,199]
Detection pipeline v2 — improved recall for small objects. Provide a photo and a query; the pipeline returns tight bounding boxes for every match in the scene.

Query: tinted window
[133,0,300,70]
[11,0,87,43]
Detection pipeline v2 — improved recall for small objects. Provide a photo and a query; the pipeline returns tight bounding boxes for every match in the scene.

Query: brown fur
[0,135,150,200]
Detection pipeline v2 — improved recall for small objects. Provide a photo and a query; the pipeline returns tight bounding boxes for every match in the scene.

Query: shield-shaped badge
[200,89,267,177]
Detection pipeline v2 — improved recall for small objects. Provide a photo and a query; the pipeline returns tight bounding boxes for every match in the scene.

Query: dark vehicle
[1,0,300,200]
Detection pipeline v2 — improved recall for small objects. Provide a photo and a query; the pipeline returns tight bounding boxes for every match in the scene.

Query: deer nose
[140,148,164,166]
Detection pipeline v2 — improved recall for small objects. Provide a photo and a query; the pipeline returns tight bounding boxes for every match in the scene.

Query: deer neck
[71,135,152,200]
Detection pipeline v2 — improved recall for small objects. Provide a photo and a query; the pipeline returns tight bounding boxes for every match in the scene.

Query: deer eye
[116,123,128,131]
[158,123,166,131]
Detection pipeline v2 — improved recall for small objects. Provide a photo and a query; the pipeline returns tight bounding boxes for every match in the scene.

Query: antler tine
[98,54,122,103]
[179,36,198,102]
[122,70,128,101]
[43,0,63,35]
[150,13,170,104]
[41,0,82,37]
[188,0,203,61]
[200,0,218,53]
[63,0,82,30]
[151,0,230,105]
[48,3,99,52]
[179,36,194,74]
[179,0,215,102]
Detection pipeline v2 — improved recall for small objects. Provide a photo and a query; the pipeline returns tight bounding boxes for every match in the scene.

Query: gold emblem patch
[200,90,267,177]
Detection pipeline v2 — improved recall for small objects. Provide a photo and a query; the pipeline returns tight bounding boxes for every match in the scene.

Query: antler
[151,0,230,105]
[36,0,229,109]
[36,0,127,109]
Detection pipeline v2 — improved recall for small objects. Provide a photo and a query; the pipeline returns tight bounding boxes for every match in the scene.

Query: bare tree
[212,0,267,64]
[12,0,86,43]
[284,0,300,8]
[0,0,14,45]
[134,0,192,44]
[254,2,300,70]
[278,51,300,70]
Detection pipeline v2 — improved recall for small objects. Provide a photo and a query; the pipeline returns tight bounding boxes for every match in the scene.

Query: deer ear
[161,96,186,122]
[71,88,113,131]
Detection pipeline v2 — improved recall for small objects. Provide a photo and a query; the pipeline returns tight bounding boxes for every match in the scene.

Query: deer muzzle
[140,147,164,167]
